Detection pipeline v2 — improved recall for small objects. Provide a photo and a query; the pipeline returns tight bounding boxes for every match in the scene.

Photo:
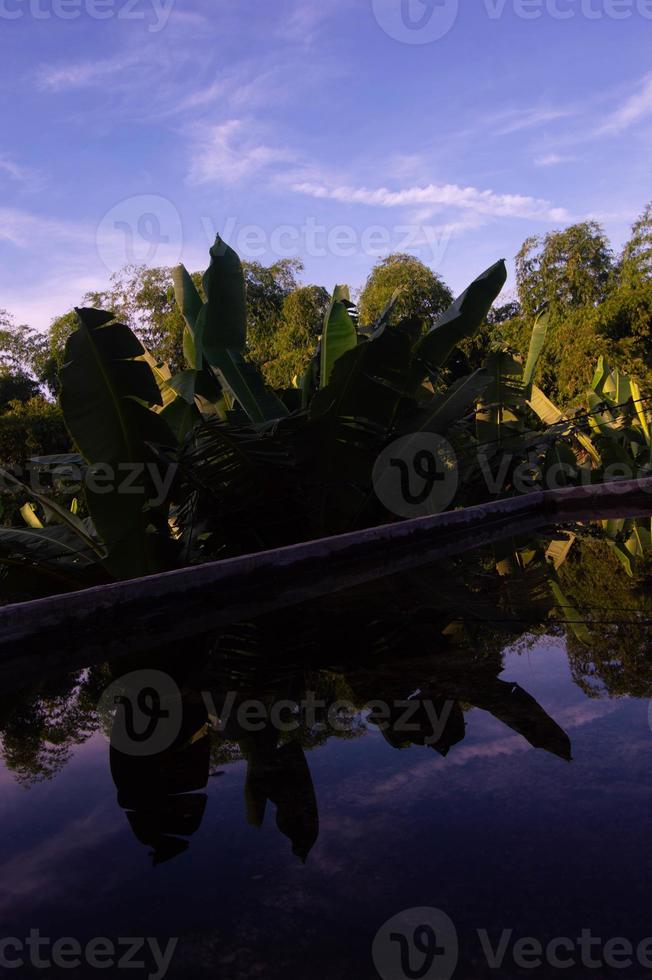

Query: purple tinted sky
[2,0,651,327]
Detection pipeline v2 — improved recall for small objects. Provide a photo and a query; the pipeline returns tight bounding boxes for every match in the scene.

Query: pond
[2,539,652,979]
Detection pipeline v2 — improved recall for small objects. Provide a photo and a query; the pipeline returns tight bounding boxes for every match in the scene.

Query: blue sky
[2,0,652,329]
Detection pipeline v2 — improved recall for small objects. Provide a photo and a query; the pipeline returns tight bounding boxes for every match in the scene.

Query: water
[2,622,652,979]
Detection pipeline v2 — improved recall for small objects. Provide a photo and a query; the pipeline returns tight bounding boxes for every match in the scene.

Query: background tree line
[1,202,651,470]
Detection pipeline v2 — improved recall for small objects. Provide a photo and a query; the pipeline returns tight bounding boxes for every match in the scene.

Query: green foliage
[558,537,652,698]
[242,258,303,366]
[493,206,652,408]
[85,266,194,375]
[60,308,176,578]
[4,214,652,604]
[620,200,652,288]
[173,238,289,423]
[0,371,40,409]
[0,398,69,466]
[358,253,453,328]
[263,285,330,388]
[515,222,614,320]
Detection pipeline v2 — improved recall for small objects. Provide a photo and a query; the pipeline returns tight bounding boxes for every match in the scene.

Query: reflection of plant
[557,537,652,699]
[0,666,109,783]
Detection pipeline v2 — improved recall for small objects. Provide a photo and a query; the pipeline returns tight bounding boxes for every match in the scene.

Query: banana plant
[172,237,288,424]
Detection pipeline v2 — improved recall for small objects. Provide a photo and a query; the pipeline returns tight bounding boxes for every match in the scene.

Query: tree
[84,266,190,373]
[0,311,49,378]
[358,253,453,328]
[515,222,614,320]
[0,397,69,464]
[264,285,330,388]
[620,202,652,288]
[0,372,40,410]
[243,258,303,366]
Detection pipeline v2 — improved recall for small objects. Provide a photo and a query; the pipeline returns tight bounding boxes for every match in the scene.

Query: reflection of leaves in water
[0,665,110,784]
[558,538,652,698]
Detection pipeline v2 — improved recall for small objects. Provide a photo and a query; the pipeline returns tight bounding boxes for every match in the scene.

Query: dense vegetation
[0,203,651,619]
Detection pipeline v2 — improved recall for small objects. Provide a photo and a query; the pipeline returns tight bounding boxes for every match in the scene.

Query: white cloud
[36,54,138,91]
[0,155,42,190]
[0,207,91,249]
[291,180,569,222]
[597,73,652,135]
[534,153,576,168]
[187,119,294,185]
[493,106,575,136]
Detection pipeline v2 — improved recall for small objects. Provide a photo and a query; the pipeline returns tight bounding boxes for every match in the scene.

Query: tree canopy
[358,253,453,328]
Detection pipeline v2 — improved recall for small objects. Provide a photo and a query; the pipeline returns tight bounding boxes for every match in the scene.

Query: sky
[2,0,652,330]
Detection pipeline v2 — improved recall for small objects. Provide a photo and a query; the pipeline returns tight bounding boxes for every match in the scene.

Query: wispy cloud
[36,53,139,91]
[291,180,569,222]
[0,207,91,248]
[534,153,576,168]
[597,73,652,134]
[0,155,42,190]
[493,106,575,136]
[187,119,294,185]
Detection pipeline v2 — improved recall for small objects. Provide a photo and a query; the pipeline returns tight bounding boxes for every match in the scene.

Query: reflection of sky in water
[1,637,652,978]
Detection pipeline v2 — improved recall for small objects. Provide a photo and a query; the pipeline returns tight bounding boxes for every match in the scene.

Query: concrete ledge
[2,479,652,682]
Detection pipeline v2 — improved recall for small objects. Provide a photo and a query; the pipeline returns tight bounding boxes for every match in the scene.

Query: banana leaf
[476,351,525,451]
[320,296,358,388]
[522,307,549,394]
[60,309,176,578]
[410,259,507,385]
[186,237,288,423]
[171,264,204,369]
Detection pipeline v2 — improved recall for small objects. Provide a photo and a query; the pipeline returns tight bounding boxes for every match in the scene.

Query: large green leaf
[399,368,492,437]
[212,349,289,423]
[197,235,247,360]
[2,466,104,557]
[60,309,176,578]
[522,307,550,393]
[309,322,416,532]
[476,351,525,451]
[0,524,98,565]
[411,259,507,383]
[171,264,204,369]
[186,236,288,423]
[320,295,358,388]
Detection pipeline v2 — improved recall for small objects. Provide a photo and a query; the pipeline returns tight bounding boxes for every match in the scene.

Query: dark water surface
[2,627,652,979]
